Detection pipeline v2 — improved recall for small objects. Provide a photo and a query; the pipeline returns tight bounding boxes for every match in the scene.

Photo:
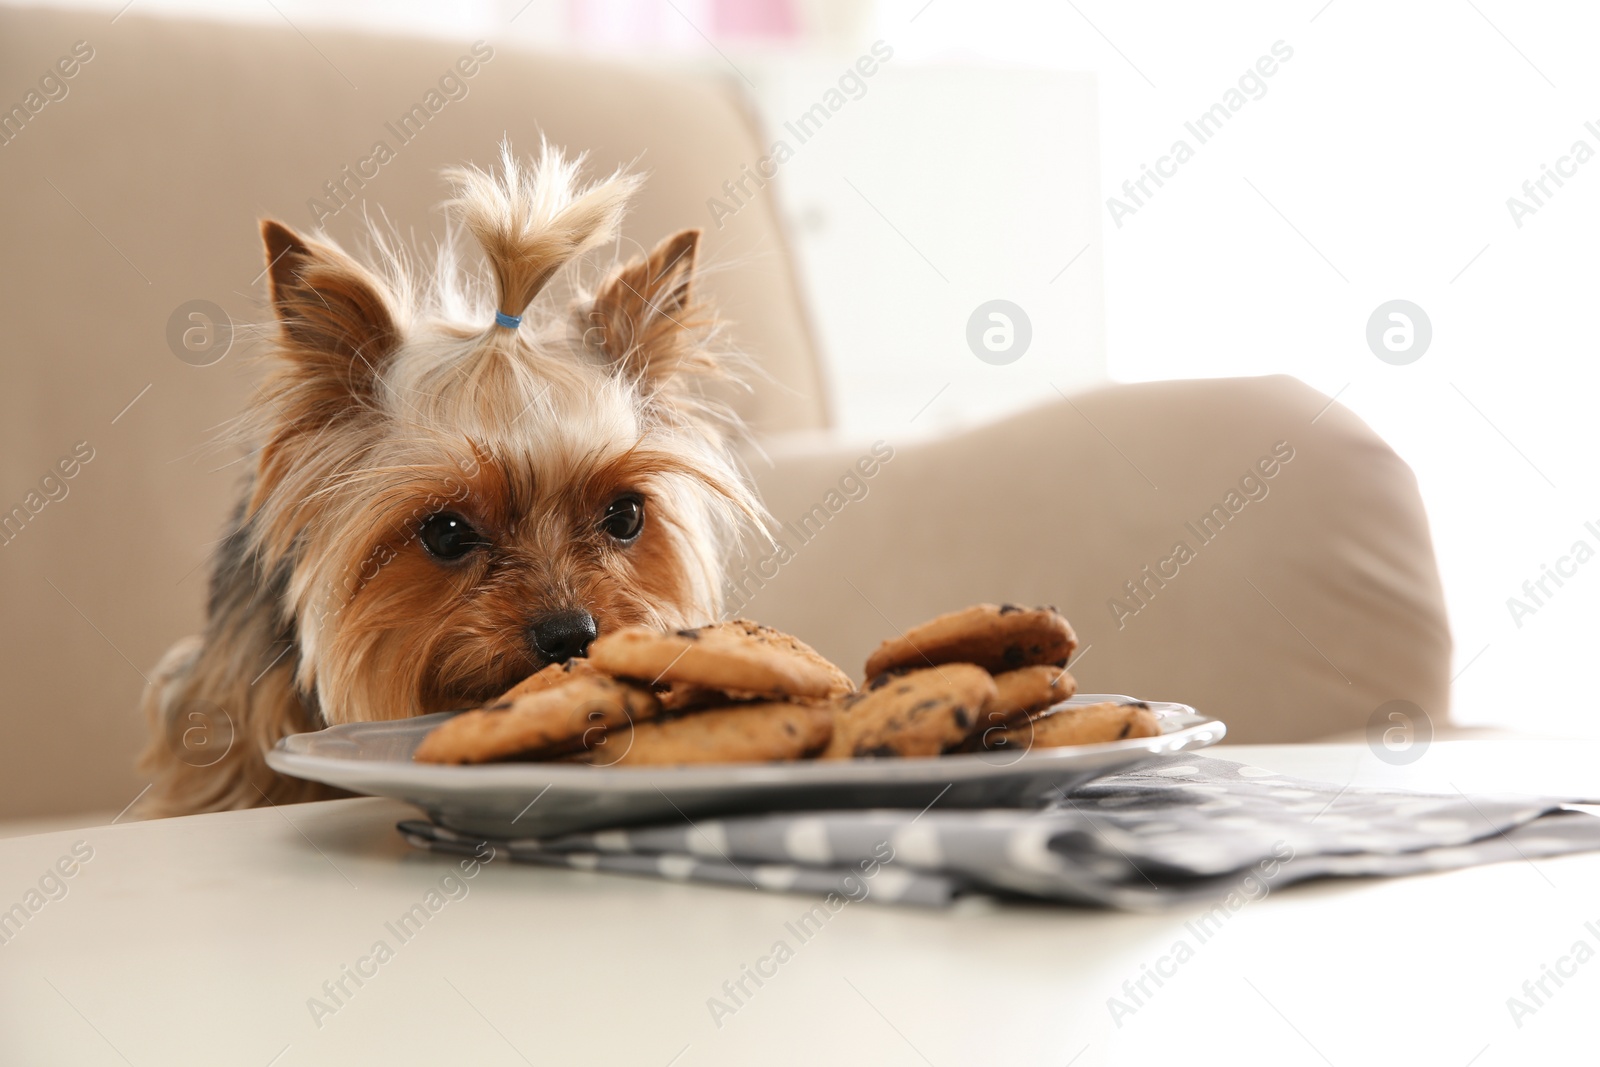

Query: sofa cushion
[743,375,1452,743]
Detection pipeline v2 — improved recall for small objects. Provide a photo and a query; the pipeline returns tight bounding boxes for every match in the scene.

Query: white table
[1,742,1595,1066]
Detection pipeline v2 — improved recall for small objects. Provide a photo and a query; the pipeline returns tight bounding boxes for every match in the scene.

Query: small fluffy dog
[140,144,761,816]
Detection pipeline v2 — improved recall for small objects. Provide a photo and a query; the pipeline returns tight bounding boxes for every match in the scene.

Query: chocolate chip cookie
[589,618,853,701]
[576,702,834,766]
[952,665,1076,752]
[983,700,1160,752]
[824,663,997,759]
[492,657,602,706]
[987,665,1076,721]
[863,603,1077,679]
[414,674,660,764]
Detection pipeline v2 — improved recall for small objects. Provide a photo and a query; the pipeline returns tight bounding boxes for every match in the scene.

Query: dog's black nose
[528,609,598,663]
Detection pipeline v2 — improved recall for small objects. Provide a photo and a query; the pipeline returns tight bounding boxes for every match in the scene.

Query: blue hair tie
[494,310,522,329]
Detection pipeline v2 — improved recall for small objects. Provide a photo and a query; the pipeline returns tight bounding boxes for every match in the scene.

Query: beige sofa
[0,8,1451,823]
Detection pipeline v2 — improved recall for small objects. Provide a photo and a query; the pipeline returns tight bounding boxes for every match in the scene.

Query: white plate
[267,695,1225,838]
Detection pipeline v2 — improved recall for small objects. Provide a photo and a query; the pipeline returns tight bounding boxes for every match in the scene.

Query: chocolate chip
[1117,721,1132,739]
[1002,644,1025,668]
[856,744,900,758]
[674,629,700,640]
[954,706,971,728]
[998,604,1022,615]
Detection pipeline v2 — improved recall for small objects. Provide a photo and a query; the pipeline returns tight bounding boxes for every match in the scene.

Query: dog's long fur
[139,143,762,816]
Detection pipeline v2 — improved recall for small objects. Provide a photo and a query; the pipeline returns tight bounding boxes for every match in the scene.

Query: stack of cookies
[413,605,1160,766]
[413,619,853,767]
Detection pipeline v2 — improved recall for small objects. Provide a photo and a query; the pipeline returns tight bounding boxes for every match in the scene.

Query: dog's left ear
[582,229,713,385]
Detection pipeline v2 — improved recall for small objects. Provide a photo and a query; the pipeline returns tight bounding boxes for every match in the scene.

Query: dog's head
[244,143,761,723]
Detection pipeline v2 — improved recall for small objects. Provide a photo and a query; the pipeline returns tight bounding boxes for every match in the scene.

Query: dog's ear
[260,219,399,383]
[251,221,401,521]
[583,229,714,386]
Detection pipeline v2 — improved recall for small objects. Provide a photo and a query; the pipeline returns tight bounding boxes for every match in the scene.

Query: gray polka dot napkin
[398,755,1600,909]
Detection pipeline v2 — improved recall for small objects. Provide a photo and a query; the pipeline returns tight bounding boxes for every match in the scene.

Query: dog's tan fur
[139,143,761,816]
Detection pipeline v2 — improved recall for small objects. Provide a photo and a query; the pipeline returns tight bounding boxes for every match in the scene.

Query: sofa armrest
[738,375,1451,744]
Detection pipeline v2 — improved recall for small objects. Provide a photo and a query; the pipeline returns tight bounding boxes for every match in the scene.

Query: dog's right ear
[251,222,402,521]
[260,220,399,377]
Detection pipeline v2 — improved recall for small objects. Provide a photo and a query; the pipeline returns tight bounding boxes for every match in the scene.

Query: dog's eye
[599,495,645,543]
[418,512,487,560]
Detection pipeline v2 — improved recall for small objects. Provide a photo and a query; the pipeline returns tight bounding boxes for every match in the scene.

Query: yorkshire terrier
[140,143,761,816]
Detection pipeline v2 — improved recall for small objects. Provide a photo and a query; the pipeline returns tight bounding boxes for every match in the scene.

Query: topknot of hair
[444,139,642,323]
